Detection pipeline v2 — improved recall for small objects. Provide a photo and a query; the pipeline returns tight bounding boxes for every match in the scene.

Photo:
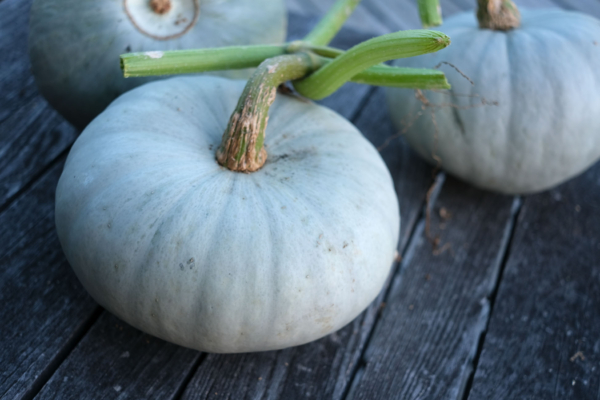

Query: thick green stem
[121,42,449,90]
[287,41,344,58]
[294,30,451,100]
[216,53,322,172]
[303,0,362,46]
[418,0,443,28]
[120,45,287,77]
[477,0,520,30]
[352,64,450,89]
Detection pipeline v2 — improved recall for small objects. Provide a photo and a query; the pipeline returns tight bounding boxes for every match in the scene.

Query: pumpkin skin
[28,0,287,130]
[386,9,600,194]
[55,76,400,353]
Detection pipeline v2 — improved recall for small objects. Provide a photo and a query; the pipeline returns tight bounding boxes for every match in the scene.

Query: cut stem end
[477,0,521,31]
[150,0,171,14]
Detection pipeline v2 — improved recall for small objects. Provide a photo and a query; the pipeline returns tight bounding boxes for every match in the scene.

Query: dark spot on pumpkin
[343,241,349,248]
[209,144,214,150]
[452,105,466,136]
[273,154,289,161]
[125,45,131,52]
[179,263,184,271]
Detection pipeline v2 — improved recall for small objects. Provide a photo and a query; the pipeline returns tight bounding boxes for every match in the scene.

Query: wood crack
[459,196,523,400]
[343,172,447,399]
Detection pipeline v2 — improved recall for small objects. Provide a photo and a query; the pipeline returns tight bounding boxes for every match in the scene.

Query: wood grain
[0,161,99,400]
[467,162,600,400]
[0,0,78,209]
[3,1,600,399]
[35,313,201,400]
[346,176,519,400]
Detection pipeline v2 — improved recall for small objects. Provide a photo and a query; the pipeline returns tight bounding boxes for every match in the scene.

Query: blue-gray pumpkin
[55,76,400,353]
[386,8,600,194]
[29,0,287,129]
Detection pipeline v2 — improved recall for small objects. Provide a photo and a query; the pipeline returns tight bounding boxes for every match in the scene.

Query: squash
[55,76,400,353]
[386,5,600,194]
[28,0,287,129]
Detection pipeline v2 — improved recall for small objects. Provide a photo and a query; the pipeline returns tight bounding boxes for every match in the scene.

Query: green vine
[120,0,453,173]
[418,0,443,28]
[294,29,450,99]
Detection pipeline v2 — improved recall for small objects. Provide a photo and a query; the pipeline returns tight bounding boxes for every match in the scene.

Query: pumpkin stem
[418,0,443,28]
[216,53,322,173]
[150,0,171,14]
[294,29,451,100]
[477,0,521,30]
[303,0,362,46]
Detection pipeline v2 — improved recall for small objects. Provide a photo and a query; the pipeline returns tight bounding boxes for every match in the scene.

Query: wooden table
[2,0,599,398]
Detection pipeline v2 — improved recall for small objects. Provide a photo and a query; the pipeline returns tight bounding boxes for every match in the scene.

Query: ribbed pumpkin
[55,76,400,353]
[386,6,600,194]
[29,0,286,129]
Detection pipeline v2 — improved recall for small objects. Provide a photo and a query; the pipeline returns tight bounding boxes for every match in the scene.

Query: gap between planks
[342,172,447,399]
[459,196,523,400]
[17,307,103,400]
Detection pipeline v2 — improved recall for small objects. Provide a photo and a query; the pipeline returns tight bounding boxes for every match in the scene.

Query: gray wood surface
[36,312,201,400]
[2,0,600,399]
[0,0,78,209]
[467,165,600,399]
[0,162,99,400]
[347,178,519,400]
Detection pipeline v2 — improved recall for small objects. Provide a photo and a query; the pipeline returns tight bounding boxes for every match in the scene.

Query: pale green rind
[55,76,400,353]
[29,0,287,130]
[387,9,600,194]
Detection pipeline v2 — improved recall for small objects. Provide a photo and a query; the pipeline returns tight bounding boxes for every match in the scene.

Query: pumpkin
[386,6,600,194]
[55,76,400,353]
[28,0,287,129]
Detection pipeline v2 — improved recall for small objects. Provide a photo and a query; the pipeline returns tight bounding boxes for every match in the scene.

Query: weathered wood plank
[466,163,600,400]
[0,0,78,208]
[346,176,519,400]
[35,313,201,400]
[179,91,435,400]
[0,161,99,400]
